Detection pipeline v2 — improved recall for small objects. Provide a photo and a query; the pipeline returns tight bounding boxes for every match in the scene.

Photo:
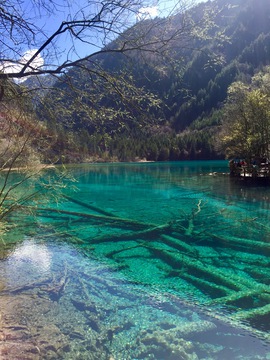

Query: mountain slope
[35,0,270,162]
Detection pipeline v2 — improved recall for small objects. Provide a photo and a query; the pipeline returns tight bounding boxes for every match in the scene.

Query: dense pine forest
[20,0,270,163]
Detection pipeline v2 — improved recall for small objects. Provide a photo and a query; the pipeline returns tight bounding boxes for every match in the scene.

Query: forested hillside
[33,0,270,162]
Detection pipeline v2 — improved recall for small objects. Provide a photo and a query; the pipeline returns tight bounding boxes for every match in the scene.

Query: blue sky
[37,0,208,64]
[2,0,207,76]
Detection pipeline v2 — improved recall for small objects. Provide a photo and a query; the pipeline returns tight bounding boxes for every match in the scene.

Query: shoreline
[0,164,55,172]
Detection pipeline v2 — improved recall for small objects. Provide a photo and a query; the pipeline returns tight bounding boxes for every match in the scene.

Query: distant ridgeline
[27,0,270,163]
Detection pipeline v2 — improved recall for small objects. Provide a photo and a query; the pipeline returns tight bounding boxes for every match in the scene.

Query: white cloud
[21,49,44,70]
[0,49,44,80]
[137,6,159,21]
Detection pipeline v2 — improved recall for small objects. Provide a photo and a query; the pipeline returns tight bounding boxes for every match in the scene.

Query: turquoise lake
[0,160,270,359]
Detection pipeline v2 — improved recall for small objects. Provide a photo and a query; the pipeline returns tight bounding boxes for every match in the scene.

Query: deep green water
[1,160,270,359]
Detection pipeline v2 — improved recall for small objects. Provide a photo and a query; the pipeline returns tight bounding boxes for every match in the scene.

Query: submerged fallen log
[146,244,245,293]
[167,292,270,344]
[233,303,270,321]
[106,244,143,259]
[211,234,270,254]
[88,223,173,244]
[160,234,198,257]
[179,272,233,298]
[72,217,200,248]
[46,268,69,301]
[34,207,156,231]
[209,285,270,306]
[62,195,118,218]
[1,278,53,295]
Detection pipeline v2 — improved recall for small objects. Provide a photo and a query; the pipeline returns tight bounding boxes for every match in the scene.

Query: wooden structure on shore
[229,159,270,184]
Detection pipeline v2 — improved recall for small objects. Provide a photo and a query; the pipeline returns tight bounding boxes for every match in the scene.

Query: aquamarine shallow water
[1,160,270,359]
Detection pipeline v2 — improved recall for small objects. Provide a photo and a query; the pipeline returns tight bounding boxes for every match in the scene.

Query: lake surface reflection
[0,161,270,359]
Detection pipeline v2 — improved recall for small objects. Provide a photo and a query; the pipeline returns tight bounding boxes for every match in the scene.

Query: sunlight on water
[9,240,52,272]
[0,161,270,359]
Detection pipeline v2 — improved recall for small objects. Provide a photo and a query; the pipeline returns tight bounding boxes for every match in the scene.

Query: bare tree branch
[0,0,200,80]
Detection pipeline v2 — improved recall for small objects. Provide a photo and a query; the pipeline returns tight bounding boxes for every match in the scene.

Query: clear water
[0,161,270,359]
